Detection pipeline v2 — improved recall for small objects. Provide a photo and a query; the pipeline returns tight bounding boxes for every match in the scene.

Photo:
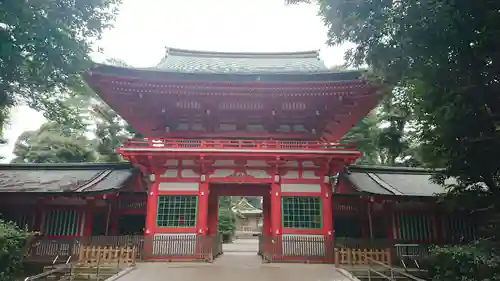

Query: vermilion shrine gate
[0,48,478,264]
[85,48,380,259]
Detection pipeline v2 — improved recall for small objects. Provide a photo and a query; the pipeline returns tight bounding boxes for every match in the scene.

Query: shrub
[0,219,32,281]
[429,240,500,281]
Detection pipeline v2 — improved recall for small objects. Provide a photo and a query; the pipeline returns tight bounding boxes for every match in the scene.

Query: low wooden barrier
[78,245,136,265]
[367,257,426,281]
[25,235,143,263]
[334,247,391,266]
[260,235,334,263]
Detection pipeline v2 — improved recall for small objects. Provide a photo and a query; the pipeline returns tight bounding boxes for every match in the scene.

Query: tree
[376,88,421,166]
[288,0,500,232]
[92,103,130,162]
[218,197,236,242]
[11,122,97,163]
[0,220,32,281]
[341,113,381,164]
[0,0,122,132]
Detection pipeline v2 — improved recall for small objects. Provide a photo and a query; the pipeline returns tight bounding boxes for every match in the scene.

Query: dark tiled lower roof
[344,165,449,197]
[89,64,365,83]
[156,47,328,73]
[0,163,136,193]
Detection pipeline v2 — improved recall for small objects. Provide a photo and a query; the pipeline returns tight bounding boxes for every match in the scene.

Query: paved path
[116,239,355,281]
[118,253,354,281]
[223,238,259,252]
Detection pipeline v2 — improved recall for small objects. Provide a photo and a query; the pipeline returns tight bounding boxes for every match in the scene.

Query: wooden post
[196,182,209,235]
[105,202,112,236]
[270,183,281,236]
[368,200,374,240]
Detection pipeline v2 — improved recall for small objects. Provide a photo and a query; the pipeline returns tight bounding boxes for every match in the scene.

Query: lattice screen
[282,196,322,229]
[396,213,434,241]
[156,196,198,228]
[43,209,81,236]
[442,215,476,242]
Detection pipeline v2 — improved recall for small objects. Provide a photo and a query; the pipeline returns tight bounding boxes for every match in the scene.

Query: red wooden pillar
[321,183,333,262]
[145,182,159,235]
[143,181,158,259]
[83,199,95,237]
[360,199,368,239]
[33,200,44,233]
[434,210,443,243]
[196,182,209,257]
[270,183,282,235]
[262,193,271,235]
[110,197,119,235]
[207,190,218,235]
[270,183,282,259]
[321,183,333,237]
[197,182,209,234]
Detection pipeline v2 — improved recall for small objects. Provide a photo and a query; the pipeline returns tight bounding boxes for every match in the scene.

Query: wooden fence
[26,235,143,263]
[79,246,136,265]
[26,234,223,263]
[335,248,391,266]
[260,235,335,263]
[26,234,440,264]
[259,236,433,265]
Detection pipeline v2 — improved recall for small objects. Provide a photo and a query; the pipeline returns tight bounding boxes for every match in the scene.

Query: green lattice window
[282,196,322,229]
[156,196,198,228]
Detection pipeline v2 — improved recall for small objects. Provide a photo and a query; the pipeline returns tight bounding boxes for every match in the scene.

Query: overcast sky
[0,0,350,162]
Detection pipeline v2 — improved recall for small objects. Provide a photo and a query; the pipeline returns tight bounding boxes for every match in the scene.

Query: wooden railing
[24,263,73,281]
[260,235,335,263]
[142,234,220,261]
[334,238,392,266]
[120,138,357,151]
[27,235,226,263]
[25,235,143,262]
[367,257,427,281]
[79,245,136,265]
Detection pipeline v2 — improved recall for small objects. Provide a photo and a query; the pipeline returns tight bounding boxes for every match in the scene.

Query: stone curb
[103,266,136,281]
[336,268,362,281]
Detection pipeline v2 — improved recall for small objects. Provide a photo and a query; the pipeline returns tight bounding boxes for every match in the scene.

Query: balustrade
[120,138,357,151]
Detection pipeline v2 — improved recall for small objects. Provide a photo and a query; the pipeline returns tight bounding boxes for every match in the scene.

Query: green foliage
[218,209,236,242]
[429,241,500,281]
[218,196,232,209]
[0,0,122,131]
[11,56,139,164]
[0,220,32,281]
[218,197,236,242]
[288,0,500,237]
[342,113,381,164]
[92,103,130,162]
[11,122,98,163]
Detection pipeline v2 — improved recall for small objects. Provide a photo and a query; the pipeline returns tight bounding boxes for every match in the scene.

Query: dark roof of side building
[0,163,137,193]
[343,165,451,197]
[156,47,328,74]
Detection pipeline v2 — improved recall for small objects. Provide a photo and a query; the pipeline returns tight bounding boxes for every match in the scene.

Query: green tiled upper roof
[156,47,328,73]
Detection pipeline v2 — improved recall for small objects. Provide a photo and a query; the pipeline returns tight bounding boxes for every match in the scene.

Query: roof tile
[156,47,328,73]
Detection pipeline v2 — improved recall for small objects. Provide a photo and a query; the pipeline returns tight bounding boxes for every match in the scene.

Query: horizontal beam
[119,147,360,155]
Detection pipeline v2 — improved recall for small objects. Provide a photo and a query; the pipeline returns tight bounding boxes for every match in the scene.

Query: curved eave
[87,63,368,84]
[165,47,321,58]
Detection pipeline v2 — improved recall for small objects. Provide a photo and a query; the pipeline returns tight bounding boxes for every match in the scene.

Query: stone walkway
[115,239,355,281]
[222,238,259,252]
